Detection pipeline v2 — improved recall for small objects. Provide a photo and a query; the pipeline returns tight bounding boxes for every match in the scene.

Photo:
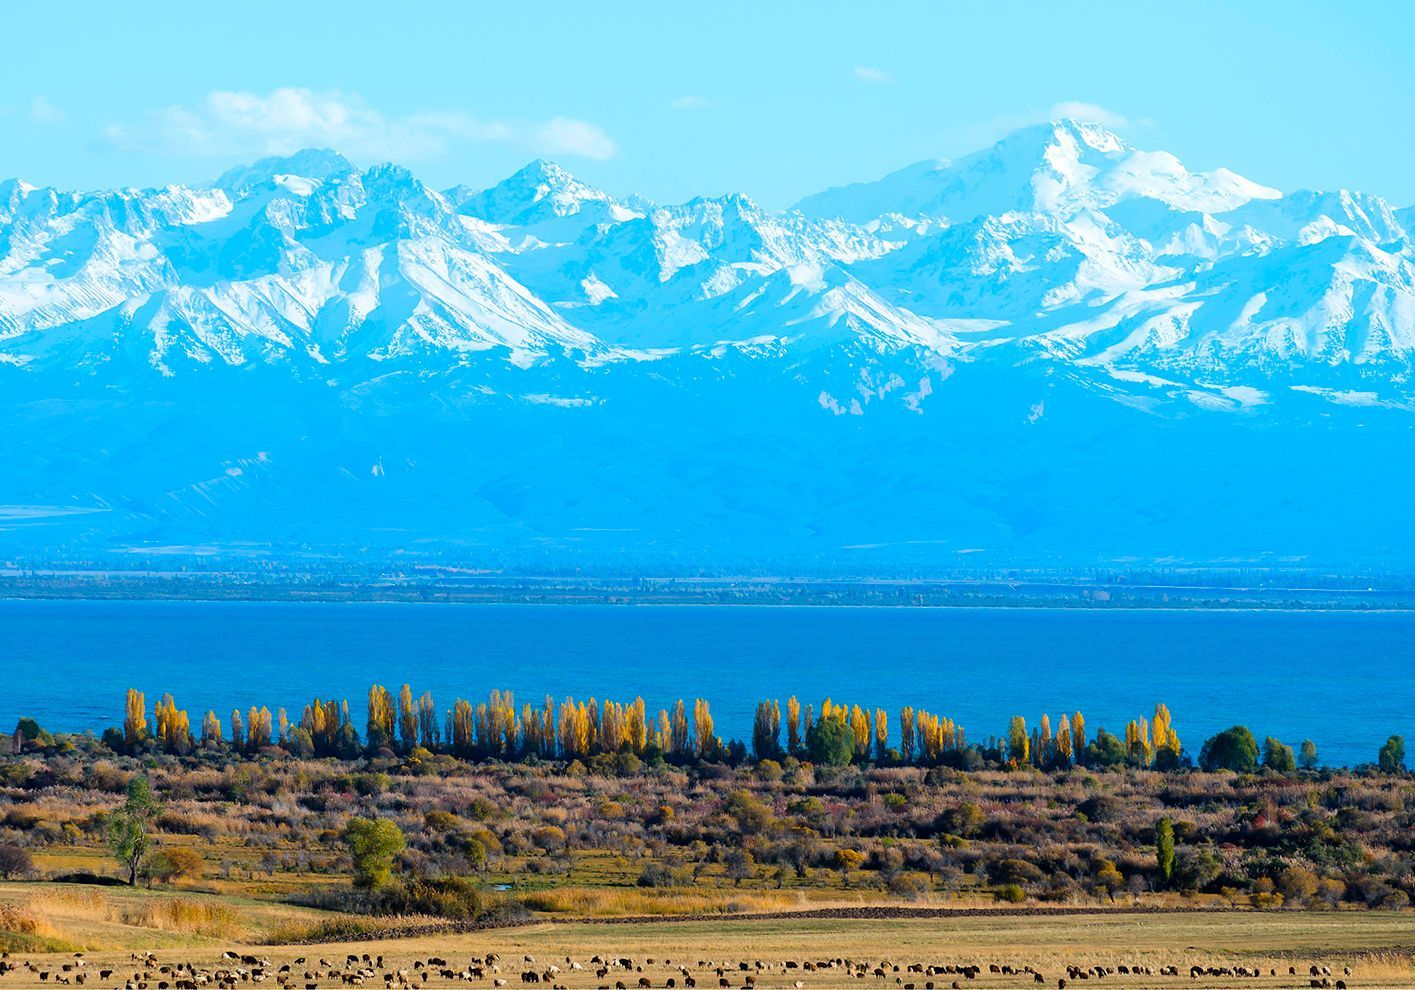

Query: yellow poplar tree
[230,708,246,751]
[397,685,417,753]
[653,709,671,752]
[693,699,716,758]
[1125,717,1154,766]
[629,697,648,753]
[849,705,870,759]
[786,696,802,755]
[670,700,690,756]
[367,685,395,750]
[1152,703,1181,766]
[1055,713,1073,767]
[123,689,148,748]
[417,692,438,748]
[899,706,917,763]
[451,698,474,755]
[154,693,191,754]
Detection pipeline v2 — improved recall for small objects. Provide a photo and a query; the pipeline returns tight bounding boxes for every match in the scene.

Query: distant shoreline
[0,596,1409,610]
[2,589,1414,613]
[5,565,1415,611]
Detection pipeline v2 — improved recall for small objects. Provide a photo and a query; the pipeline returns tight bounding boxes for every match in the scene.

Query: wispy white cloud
[670,95,710,111]
[29,96,65,125]
[853,66,893,84]
[530,117,619,160]
[101,87,619,162]
[1047,101,1132,129]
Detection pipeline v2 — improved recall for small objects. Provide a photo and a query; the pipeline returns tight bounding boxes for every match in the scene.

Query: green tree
[1007,716,1030,765]
[1298,739,1319,771]
[1084,729,1128,768]
[1155,817,1175,886]
[1263,736,1296,773]
[724,847,755,886]
[1198,726,1259,772]
[106,775,159,885]
[806,716,855,766]
[1378,735,1405,773]
[344,817,406,890]
[462,835,488,872]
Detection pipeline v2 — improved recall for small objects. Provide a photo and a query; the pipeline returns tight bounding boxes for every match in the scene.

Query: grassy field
[1,882,1412,988]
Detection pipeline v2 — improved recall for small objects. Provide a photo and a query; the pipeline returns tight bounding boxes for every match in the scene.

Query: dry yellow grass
[0,883,332,951]
[0,903,61,940]
[518,886,809,916]
[14,887,236,936]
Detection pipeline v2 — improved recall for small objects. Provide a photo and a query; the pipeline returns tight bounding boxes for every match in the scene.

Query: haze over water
[6,599,1410,768]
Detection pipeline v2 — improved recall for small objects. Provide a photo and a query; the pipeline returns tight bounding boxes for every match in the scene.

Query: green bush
[1199,726,1259,772]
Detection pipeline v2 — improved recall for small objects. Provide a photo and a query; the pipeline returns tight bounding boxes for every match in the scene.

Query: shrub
[1076,795,1123,823]
[0,844,35,880]
[636,863,687,888]
[989,858,1044,886]
[401,876,494,919]
[888,871,931,899]
[531,825,567,852]
[1173,846,1222,892]
[755,759,783,782]
[939,801,985,838]
[1199,726,1259,772]
[1277,865,1318,905]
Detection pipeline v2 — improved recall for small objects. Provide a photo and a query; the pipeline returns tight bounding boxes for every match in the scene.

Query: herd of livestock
[0,949,1358,989]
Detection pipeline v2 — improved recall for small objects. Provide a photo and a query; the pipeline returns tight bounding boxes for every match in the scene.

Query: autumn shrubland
[0,689,1409,980]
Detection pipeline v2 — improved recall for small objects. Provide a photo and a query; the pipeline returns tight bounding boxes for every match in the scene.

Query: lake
[2,600,1410,767]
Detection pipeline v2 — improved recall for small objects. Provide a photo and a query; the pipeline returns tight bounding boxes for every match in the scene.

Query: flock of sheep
[0,949,1357,989]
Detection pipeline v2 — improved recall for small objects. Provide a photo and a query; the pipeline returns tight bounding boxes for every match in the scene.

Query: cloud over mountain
[100,87,618,162]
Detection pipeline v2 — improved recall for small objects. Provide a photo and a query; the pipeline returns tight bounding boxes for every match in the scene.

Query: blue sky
[3,0,1412,209]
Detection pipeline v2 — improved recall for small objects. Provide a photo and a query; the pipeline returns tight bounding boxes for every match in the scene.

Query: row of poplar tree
[118,687,1183,770]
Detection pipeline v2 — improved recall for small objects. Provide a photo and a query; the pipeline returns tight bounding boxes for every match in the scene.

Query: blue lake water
[2,600,1411,768]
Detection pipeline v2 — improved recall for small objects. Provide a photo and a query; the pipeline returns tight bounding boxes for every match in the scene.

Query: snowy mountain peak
[453,158,624,228]
[1006,118,1130,156]
[2,124,1413,408]
[215,148,357,195]
[795,119,1281,223]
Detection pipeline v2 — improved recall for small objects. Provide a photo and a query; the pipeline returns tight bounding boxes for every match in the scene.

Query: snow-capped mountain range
[3,120,1415,571]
